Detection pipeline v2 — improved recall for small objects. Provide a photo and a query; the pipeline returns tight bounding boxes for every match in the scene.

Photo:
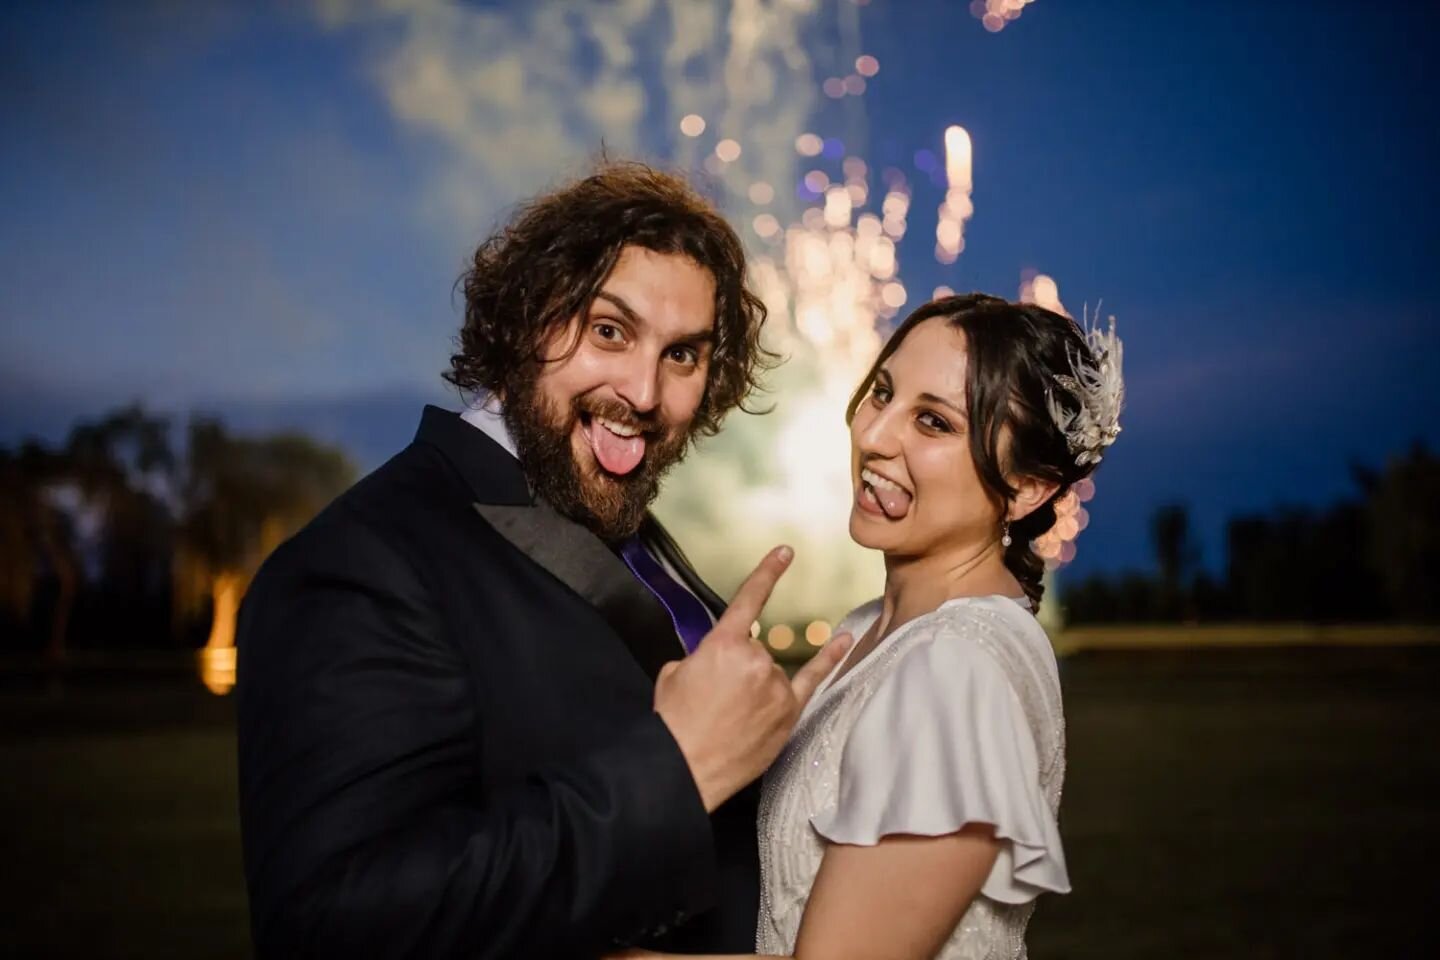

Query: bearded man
[235,162,848,959]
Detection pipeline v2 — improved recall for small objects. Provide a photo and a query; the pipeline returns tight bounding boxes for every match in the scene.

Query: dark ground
[3,643,1437,958]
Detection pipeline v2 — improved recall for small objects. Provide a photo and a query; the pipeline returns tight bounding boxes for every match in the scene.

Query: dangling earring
[1001,520,1013,548]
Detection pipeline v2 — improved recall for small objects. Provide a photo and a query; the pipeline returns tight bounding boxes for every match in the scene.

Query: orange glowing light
[199,571,245,695]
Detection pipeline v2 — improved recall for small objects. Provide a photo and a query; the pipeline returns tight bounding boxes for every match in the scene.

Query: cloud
[311,0,818,237]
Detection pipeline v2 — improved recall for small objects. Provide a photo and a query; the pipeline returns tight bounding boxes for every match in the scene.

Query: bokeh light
[970,0,1036,33]
[805,620,832,647]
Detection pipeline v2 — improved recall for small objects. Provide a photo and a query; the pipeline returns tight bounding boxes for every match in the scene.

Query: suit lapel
[414,405,700,681]
[473,501,681,681]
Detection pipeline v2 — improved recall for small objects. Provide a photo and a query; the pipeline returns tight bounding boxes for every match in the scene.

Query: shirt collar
[458,394,518,461]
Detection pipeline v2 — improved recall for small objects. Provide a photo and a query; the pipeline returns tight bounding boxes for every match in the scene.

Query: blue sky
[3,0,1437,583]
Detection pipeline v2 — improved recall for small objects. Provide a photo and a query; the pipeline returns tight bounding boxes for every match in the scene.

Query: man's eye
[667,346,699,366]
[592,323,622,342]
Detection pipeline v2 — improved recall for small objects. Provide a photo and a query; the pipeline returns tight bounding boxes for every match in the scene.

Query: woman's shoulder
[892,595,1059,692]
[913,595,1045,648]
[835,597,884,638]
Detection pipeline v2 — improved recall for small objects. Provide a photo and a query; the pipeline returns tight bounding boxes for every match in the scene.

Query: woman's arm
[608,823,1001,960]
[791,825,1000,959]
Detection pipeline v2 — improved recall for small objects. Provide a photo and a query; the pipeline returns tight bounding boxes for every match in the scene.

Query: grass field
[3,641,1437,958]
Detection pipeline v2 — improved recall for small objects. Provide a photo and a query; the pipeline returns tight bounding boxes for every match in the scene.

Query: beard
[503,378,693,541]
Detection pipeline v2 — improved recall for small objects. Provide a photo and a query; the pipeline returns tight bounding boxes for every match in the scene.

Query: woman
[625,293,1123,959]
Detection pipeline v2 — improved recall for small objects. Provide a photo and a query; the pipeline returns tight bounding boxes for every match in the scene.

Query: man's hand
[654,546,853,812]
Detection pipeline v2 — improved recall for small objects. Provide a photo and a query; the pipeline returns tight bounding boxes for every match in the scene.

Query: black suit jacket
[236,406,759,958]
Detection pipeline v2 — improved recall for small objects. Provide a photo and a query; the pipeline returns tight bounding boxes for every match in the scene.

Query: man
[235,162,848,958]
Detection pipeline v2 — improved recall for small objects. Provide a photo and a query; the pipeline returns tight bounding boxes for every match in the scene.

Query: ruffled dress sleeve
[809,611,1070,904]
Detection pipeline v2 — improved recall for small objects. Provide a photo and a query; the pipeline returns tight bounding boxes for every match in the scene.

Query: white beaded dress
[756,595,1070,959]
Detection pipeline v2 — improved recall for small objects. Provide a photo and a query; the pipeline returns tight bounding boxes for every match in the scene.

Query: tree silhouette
[1152,503,1199,620]
[175,418,355,689]
[66,405,178,649]
[0,444,48,641]
[1367,443,1440,620]
[0,441,85,661]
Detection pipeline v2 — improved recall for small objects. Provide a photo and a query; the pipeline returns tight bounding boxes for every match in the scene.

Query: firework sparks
[1019,269,1069,317]
[935,125,973,265]
[970,0,1037,34]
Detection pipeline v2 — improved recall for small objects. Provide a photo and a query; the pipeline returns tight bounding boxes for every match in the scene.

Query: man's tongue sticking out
[588,420,647,476]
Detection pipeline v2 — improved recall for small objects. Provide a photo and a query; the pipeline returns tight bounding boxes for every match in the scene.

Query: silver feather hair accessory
[1046,306,1125,467]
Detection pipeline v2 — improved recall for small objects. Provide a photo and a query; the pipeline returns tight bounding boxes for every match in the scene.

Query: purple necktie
[617,536,713,654]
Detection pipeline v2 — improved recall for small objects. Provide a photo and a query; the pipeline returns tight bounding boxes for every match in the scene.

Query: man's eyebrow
[676,329,717,347]
[593,290,715,345]
[593,291,642,326]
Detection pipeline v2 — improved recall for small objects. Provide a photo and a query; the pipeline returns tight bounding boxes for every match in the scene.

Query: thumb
[789,632,853,707]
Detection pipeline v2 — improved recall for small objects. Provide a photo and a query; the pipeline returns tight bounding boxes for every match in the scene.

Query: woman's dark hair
[846,293,1104,611]
[446,160,775,437]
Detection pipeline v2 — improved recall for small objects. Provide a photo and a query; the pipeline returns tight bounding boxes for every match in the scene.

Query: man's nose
[614,356,661,415]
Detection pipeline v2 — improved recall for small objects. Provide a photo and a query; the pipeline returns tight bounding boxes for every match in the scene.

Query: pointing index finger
[715,546,793,636]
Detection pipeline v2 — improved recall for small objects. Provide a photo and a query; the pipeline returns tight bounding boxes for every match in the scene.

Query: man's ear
[1009,474,1060,523]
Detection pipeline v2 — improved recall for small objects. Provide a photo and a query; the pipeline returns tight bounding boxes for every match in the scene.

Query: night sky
[3,0,1437,580]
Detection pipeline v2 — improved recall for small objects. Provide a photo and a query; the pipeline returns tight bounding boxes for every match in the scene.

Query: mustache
[575,395,661,434]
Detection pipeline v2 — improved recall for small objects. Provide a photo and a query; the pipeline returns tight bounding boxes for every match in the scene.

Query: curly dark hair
[846,293,1107,612]
[445,161,775,437]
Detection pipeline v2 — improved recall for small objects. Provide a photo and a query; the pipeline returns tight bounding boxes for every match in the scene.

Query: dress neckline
[805,594,1030,716]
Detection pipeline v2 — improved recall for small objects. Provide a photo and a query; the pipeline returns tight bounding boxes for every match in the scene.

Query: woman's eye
[871,385,891,405]
[918,411,951,432]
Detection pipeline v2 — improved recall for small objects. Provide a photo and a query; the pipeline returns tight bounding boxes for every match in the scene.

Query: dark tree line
[1064,444,1440,624]
[0,405,355,657]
